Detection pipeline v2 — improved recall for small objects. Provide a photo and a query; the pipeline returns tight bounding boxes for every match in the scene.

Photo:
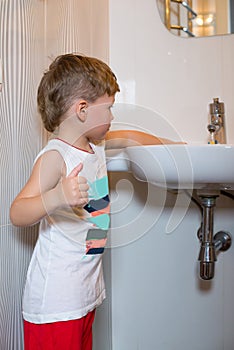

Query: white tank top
[22,139,109,324]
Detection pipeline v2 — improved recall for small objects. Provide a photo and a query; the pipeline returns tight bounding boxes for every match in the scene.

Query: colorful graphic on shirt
[84,175,110,255]
[85,229,108,255]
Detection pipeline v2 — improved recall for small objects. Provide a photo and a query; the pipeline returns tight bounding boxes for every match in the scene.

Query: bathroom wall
[103,0,234,349]
[109,0,234,144]
[0,1,45,348]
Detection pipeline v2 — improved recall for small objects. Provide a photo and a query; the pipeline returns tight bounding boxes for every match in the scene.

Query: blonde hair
[37,54,120,132]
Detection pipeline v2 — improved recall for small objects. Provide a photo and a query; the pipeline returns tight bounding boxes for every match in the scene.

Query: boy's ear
[76,100,88,122]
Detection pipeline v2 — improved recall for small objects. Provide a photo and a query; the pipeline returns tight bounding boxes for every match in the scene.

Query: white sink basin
[107,144,234,190]
[125,144,234,190]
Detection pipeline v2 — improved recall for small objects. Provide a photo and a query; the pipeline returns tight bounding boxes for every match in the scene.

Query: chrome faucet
[207,97,226,144]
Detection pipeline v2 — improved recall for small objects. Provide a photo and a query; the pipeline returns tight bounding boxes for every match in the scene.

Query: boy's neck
[56,114,92,152]
[57,132,92,152]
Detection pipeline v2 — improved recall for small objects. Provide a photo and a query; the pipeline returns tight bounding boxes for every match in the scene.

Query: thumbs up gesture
[57,163,89,208]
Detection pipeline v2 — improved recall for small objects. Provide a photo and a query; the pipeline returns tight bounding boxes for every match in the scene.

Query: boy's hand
[57,163,89,208]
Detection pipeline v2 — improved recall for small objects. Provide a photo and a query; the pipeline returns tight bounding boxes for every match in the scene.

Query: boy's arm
[10,151,89,227]
[105,130,183,149]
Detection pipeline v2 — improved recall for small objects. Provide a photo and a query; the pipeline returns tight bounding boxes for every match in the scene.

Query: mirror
[156,0,234,37]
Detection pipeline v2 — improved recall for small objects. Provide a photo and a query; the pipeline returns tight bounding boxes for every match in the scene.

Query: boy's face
[84,94,115,140]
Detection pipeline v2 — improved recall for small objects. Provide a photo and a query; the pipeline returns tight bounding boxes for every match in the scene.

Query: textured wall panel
[0,225,38,350]
[46,0,92,60]
[0,0,45,348]
[0,0,109,348]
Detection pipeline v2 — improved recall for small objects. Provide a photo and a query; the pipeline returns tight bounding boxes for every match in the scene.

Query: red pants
[24,310,96,350]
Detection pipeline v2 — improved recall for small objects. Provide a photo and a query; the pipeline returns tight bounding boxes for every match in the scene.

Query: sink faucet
[208,97,226,144]
[207,98,226,143]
